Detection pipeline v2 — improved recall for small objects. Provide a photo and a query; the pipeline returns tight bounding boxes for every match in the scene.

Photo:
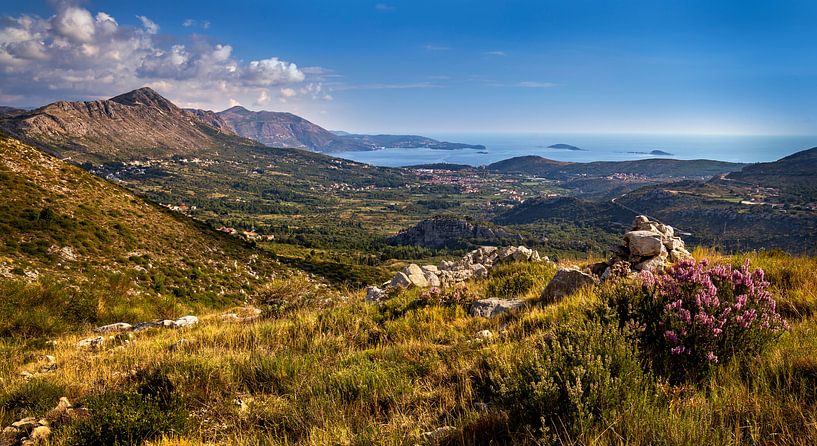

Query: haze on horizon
[1,0,816,136]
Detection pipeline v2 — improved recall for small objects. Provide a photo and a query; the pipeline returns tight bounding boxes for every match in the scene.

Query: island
[547,143,585,151]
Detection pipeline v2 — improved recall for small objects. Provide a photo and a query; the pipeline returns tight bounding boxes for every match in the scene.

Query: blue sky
[2,0,816,134]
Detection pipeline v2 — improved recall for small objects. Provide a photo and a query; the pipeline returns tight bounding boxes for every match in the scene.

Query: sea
[332,133,817,167]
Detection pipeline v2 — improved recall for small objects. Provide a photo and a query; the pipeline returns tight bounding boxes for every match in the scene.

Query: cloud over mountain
[0,3,316,110]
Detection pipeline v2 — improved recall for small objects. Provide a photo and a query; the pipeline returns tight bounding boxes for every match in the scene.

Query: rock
[540,268,599,303]
[10,418,37,431]
[423,271,441,287]
[173,315,198,328]
[476,329,494,340]
[634,256,667,273]
[29,425,50,443]
[390,271,411,288]
[45,398,72,424]
[94,322,133,333]
[470,263,489,279]
[512,246,533,261]
[624,231,665,257]
[469,298,525,318]
[401,264,429,287]
[77,336,104,349]
[421,265,439,274]
[668,248,691,263]
[422,425,456,442]
[530,250,542,262]
[365,286,387,303]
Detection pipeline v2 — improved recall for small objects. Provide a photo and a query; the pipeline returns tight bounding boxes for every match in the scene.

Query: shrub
[485,272,535,298]
[418,285,478,307]
[0,379,66,426]
[66,368,187,445]
[604,258,788,381]
[490,318,651,441]
[254,276,318,318]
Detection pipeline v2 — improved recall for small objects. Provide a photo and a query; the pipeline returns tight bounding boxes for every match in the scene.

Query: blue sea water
[332,133,817,167]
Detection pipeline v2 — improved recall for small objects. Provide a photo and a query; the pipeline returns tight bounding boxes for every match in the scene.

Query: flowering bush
[419,285,477,306]
[605,258,788,380]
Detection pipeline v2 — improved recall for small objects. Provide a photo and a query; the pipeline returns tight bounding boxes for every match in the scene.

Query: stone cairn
[366,246,544,303]
[1,397,88,446]
[597,215,691,279]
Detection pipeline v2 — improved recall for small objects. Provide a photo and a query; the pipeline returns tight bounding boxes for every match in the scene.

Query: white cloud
[137,15,159,34]
[485,50,506,56]
[423,44,450,51]
[0,5,316,111]
[516,81,557,88]
[183,19,211,29]
[280,87,297,98]
[52,6,96,42]
[254,89,270,106]
[375,3,395,12]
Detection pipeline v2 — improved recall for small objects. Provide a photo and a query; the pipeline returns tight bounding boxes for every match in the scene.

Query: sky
[1,0,816,135]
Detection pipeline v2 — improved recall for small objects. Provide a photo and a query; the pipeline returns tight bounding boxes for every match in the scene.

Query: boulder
[401,264,429,287]
[624,231,665,257]
[174,315,198,328]
[390,272,412,288]
[633,256,667,273]
[77,336,104,349]
[469,298,525,318]
[421,265,439,274]
[423,271,441,287]
[541,268,599,303]
[365,286,387,303]
[94,322,133,333]
[470,263,489,280]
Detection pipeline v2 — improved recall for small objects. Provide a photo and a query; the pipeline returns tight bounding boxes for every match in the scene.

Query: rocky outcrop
[387,217,521,249]
[381,245,545,291]
[469,298,525,318]
[540,268,599,303]
[601,215,691,278]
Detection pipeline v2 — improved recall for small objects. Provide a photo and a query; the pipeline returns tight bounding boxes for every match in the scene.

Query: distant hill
[215,106,484,153]
[495,196,633,229]
[0,133,279,298]
[726,147,817,202]
[0,106,24,116]
[339,133,485,151]
[488,155,744,180]
[548,143,584,151]
[387,216,521,249]
[0,88,251,162]
[216,105,363,152]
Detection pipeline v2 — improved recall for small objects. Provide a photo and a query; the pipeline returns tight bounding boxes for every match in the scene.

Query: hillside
[0,133,280,310]
[216,105,362,152]
[726,146,817,203]
[386,216,521,249]
[216,106,485,153]
[488,155,744,179]
[0,88,252,162]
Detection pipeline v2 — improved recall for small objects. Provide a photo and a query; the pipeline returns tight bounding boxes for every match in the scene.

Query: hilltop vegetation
[1,250,815,444]
[0,134,282,338]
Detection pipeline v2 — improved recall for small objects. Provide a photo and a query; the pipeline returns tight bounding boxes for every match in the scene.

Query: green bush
[490,317,652,441]
[65,369,187,445]
[0,379,66,427]
[485,272,536,298]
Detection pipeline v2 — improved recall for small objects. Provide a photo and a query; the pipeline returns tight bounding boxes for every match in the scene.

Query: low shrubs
[604,258,788,381]
[64,368,188,445]
[490,317,652,441]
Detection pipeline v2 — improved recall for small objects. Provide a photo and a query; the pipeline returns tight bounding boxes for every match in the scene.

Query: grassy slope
[0,134,283,337]
[1,250,815,445]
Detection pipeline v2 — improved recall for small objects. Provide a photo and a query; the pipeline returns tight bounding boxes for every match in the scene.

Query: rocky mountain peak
[110,87,179,113]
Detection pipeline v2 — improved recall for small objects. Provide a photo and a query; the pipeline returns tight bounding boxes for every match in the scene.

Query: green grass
[0,253,814,444]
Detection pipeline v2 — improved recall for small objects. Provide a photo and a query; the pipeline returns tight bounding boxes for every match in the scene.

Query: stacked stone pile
[600,215,691,278]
